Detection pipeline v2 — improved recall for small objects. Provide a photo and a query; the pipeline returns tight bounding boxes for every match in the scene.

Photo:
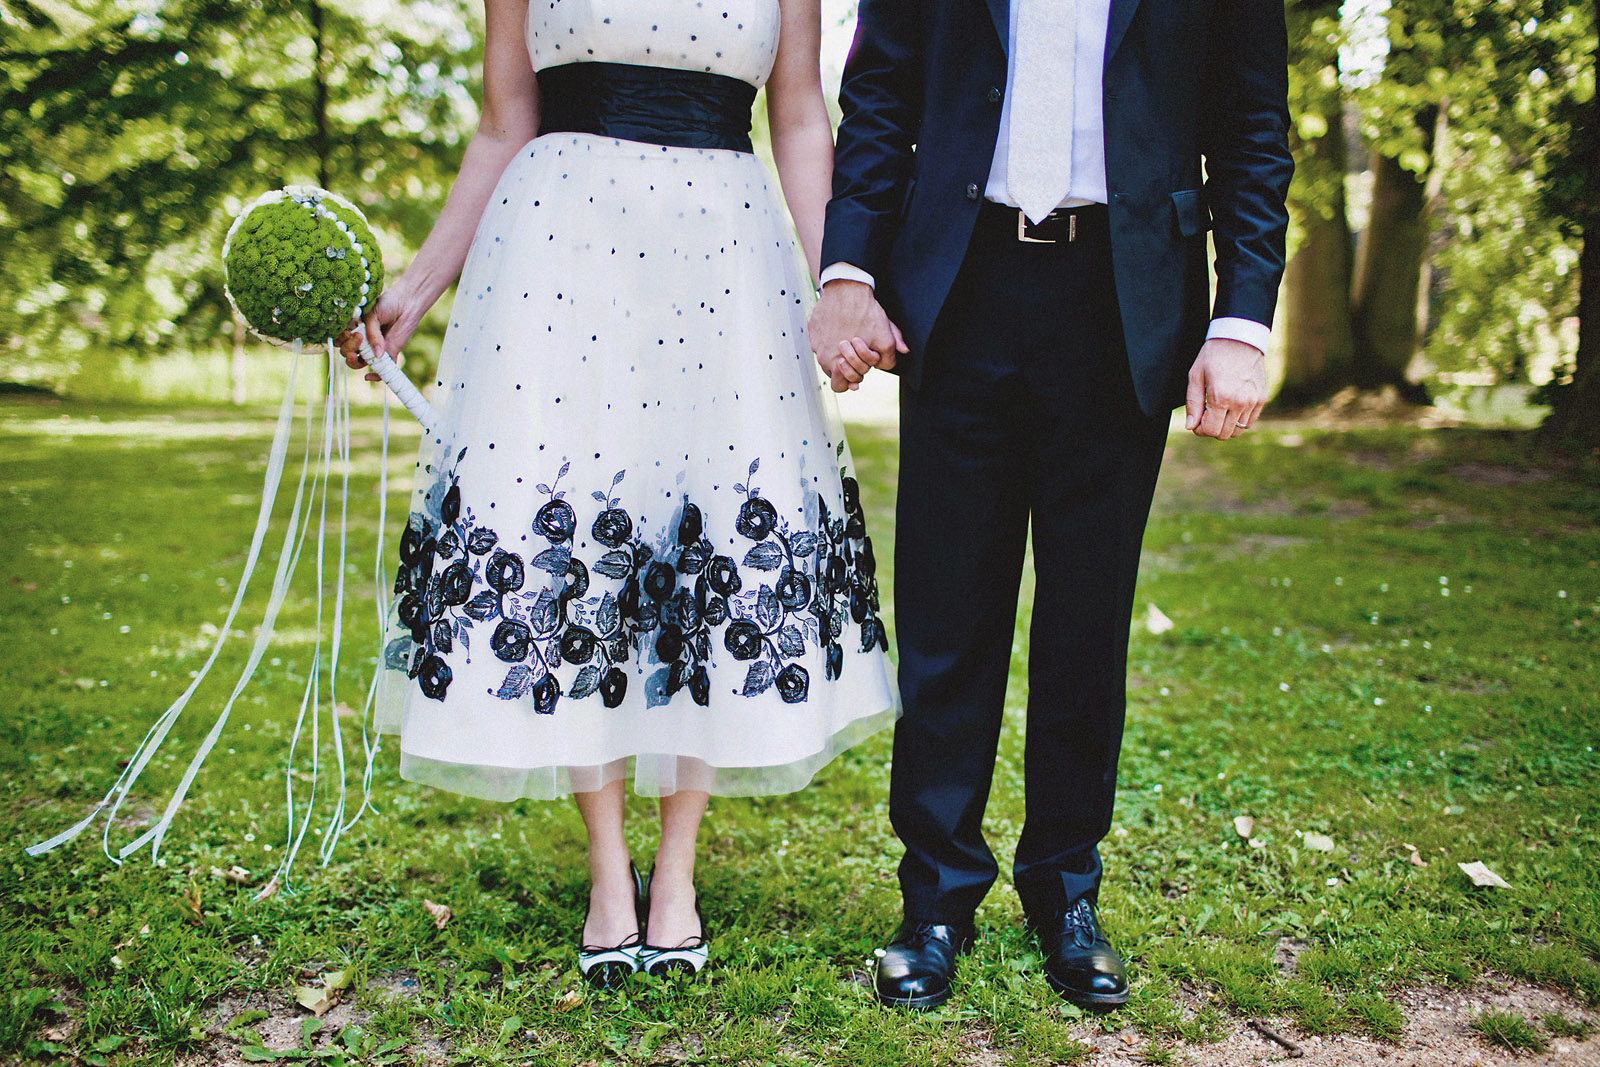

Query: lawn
[1,393,1596,1065]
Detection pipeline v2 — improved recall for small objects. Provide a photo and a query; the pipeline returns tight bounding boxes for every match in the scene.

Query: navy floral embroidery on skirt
[386,448,887,712]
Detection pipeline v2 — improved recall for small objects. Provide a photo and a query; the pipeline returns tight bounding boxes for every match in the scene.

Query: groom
[809,0,1292,1010]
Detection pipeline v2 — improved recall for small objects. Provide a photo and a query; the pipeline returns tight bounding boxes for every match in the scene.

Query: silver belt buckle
[1016,209,1076,243]
[1017,209,1054,244]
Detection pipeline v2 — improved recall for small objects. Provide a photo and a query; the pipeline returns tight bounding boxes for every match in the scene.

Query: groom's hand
[807,280,909,393]
[1185,338,1266,440]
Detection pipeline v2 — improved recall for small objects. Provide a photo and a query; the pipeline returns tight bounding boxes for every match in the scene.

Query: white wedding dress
[374,0,898,801]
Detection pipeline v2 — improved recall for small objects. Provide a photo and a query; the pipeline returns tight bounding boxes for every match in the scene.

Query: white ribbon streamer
[116,348,329,862]
[30,340,396,883]
[27,345,307,861]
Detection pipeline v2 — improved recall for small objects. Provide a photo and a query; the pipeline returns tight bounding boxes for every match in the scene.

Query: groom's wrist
[1205,316,1270,358]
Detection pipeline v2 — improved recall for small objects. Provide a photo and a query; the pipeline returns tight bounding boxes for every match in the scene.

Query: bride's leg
[574,777,637,946]
[649,788,709,946]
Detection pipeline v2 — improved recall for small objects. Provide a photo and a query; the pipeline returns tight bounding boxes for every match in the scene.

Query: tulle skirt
[374,133,898,800]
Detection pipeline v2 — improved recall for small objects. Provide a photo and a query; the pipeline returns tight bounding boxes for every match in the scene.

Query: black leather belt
[536,61,758,153]
[976,200,1109,244]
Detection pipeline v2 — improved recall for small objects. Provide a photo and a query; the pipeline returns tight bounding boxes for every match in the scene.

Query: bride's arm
[765,0,832,284]
[351,0,539,361]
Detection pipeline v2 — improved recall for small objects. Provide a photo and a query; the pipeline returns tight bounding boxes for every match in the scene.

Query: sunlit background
[1,0,1596,437]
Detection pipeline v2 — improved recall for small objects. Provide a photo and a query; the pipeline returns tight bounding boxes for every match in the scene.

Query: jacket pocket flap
[1171,189,1209,237]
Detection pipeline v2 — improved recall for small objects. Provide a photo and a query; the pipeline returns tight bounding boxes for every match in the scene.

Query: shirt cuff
[1206,317,1271,356]
[819,262,876,290]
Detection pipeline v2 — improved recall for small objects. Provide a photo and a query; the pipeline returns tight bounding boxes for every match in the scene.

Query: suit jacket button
[965,183,980,200]
[987,86,1002,104]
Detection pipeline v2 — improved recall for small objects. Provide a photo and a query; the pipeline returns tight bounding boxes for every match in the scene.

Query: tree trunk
[1276,0,1355,408]
[1540,209,1600,449]
[230,307,248,405]
[1350,109,1440,402]
[309,0,330,400]
[310,0,330,191]
[1539,1,1600,450]
[1279,195,1356,405]
[1536,181,1600,447]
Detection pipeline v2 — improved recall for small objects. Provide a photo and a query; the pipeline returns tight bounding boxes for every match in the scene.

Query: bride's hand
[336,282,425,383]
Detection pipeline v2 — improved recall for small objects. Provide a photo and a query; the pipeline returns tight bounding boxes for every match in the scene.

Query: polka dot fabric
[527,0,781,84]
[373,0,898,801]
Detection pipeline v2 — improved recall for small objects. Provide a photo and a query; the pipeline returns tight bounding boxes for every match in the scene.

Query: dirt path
[1072,979,1597,1066]
[160,974,1598,1066]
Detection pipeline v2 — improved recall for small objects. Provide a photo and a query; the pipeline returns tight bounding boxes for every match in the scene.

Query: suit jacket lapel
[1105,0,1142,60]
[985,0,1008,54]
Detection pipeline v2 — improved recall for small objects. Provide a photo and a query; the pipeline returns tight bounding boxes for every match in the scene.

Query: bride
[339,0,896,987]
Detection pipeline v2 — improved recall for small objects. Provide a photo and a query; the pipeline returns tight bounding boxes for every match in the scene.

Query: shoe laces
[1062,900,1102,949]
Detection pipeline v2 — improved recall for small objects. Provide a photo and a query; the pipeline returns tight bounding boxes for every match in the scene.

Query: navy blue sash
[536,61,757,153]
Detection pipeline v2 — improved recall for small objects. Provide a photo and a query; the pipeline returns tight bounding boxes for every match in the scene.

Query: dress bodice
[527,0,781,87]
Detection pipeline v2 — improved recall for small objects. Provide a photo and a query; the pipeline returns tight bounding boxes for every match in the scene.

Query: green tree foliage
[0,0,479,383]
[1357,0,1589,390]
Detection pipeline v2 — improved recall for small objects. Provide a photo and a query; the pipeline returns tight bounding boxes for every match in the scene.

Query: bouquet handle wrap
[359,333,438,436]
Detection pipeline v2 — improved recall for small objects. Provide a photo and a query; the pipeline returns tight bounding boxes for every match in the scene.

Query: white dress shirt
[820,0,1272,357]
[986,0,1110,210]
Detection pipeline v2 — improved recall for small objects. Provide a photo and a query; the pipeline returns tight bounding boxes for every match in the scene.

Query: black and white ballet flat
[578,930,641,990]
[638,901,709,978]
[578,864,651,990]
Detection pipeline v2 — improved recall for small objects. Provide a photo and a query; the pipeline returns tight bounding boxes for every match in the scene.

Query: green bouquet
[223,185,436,431]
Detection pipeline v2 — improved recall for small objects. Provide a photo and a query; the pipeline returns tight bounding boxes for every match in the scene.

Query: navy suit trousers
[890,208,1169,923]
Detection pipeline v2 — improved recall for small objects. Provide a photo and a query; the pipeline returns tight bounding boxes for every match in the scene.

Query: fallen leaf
[1144,604,1175,635]
[210,865,254,885]
[1409,850,1429,868]
[1233,815,1255,838]
[554,988,584,1012]
[253,875,280,902]
[423,899,452,929]
[1457,860,1510,888]
[1303,832,1336,852]
[181,883,203,923]
[294,967,355,1017]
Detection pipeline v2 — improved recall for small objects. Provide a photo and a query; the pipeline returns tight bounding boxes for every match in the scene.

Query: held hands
[1185,338,1266,440]
[335,280,426,383]
[806,279,908,392]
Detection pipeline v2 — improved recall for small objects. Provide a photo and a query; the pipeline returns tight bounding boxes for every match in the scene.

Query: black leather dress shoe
[1030,899,1129,1009]
[873,919,977,1010]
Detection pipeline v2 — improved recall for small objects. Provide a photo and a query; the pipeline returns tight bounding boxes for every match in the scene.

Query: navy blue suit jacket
[820,0,1294,414]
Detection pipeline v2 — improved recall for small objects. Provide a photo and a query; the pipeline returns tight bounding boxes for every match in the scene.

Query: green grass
[1,396,1597,1064]
[1543,1011,1593,1039]
[1469,1010,1548,1053]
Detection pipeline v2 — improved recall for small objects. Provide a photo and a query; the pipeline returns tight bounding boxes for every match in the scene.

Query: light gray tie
[1008,0,1077,224]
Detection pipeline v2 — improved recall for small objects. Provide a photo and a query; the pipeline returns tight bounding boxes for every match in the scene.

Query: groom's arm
[819,0,925,283]
[1199,0,1293,331]
[810,0,924,391]
[1185,0,1293,439]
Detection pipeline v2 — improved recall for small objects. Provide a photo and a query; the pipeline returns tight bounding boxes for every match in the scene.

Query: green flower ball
[223,186,385,345]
